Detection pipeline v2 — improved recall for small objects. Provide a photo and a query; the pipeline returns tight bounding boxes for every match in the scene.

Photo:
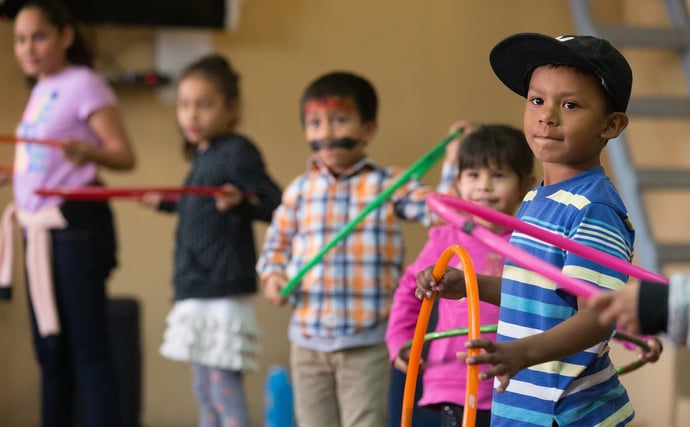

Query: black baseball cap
[489,33,633,112]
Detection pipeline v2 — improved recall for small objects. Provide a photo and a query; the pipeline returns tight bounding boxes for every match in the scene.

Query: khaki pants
[290,342,390,427]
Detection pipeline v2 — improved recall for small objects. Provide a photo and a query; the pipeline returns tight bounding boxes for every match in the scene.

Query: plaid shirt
[257,157,455,339]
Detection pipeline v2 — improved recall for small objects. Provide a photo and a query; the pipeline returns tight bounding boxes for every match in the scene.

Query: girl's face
[14,7,73,80]
[176,74,237,149]
[455,164,530,231]
[303,96,376,175]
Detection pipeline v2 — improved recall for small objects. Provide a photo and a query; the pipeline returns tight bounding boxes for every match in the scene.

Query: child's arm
[461,298,611,393]
[386,264,423,372]
[415,265,502,305]
[386,227,450,371]
[436,120,480,194]
[62,106,136,170]
[222,140,282,220]
[256,179,300,304]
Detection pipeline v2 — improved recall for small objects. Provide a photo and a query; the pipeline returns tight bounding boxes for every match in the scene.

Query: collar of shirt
[307,156,380,180]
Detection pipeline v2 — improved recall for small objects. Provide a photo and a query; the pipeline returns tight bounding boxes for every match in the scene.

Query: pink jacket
[385,223,509,409]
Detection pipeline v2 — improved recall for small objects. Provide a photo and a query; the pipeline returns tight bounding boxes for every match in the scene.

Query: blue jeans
[28,201,119,427]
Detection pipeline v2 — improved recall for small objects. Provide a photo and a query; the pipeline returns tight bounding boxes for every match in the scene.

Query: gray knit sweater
[160,133,281,300]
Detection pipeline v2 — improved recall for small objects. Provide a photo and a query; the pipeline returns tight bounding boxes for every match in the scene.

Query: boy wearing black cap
[416,33,640,426]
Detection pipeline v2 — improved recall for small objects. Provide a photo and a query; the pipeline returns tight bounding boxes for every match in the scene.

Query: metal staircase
[569,0,690,273]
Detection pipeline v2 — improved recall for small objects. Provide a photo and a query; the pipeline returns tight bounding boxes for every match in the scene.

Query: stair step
[637,168,690,189]
[626,97,690,118]
[597,26,690,49]
[657,243,690,264]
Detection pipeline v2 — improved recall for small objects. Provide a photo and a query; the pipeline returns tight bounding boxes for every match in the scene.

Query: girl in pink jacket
[386,123,534,427]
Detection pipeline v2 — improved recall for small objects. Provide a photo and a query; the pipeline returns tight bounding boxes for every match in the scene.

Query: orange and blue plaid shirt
[257,157,455,340]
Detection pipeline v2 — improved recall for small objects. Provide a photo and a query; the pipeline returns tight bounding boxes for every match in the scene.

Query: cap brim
[490,33,599,98]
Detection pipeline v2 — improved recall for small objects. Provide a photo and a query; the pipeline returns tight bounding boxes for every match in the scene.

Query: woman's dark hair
[458,124,534,184]
[20,0,93,67]
[178,54,240,159]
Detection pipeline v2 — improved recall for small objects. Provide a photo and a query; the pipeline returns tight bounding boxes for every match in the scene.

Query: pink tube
[427,194,668,299]
[428,193,668,285]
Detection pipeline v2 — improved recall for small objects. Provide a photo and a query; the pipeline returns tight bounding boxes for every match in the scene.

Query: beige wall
[0,1,688,426]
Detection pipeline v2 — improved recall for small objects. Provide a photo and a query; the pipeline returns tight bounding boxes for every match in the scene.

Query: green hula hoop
[279,129,463,298]
[398,324,651,376]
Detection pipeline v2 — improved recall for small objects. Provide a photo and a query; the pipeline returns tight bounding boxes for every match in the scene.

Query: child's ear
[361,120,378,143]
[601,112,629,140]
[60,25,75,51]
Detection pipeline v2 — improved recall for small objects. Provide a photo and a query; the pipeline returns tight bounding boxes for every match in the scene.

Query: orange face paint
[304,96,355,114]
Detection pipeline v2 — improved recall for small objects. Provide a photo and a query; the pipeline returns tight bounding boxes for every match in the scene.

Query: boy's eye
[529,97,544,105]
[563,101,577,109]
[333,115,349,125]
[307,118,320,127]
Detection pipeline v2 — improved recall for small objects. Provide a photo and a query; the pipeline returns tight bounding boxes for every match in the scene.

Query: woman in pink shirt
[2,1,135,426]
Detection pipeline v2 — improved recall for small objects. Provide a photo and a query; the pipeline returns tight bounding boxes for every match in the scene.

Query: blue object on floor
[264,365,295,427]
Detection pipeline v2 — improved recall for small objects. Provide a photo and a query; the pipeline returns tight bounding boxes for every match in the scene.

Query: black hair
[458,124,534,184]
[300,71,378,124]
[178,53,240,159]
[19,0,93,71]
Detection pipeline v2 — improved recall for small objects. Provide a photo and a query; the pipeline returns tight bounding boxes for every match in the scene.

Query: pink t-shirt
[13,65,116,211]
[386,223,509,409]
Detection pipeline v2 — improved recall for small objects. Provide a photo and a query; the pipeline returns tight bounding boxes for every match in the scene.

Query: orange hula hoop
[401,245,480,427]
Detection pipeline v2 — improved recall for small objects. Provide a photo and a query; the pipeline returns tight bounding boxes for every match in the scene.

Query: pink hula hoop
[426,193,668,299]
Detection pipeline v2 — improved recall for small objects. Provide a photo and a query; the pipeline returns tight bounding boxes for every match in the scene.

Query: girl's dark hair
[20,0,93,68]
[300,71,378,125]
[458,124,534,184]
[178,54,240,159]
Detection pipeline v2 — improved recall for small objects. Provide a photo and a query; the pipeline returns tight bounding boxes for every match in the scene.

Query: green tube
[397,325,650,375]
[279,129,463,298]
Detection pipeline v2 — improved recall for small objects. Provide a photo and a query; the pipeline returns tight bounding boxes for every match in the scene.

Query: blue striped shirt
[492,167,636,427]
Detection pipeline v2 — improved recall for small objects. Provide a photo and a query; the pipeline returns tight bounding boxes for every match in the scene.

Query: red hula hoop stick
[35,186,231,200]
[0,134,65,147]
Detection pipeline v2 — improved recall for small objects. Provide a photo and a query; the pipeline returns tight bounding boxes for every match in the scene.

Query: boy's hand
[263,274,288,307]
[215,183,244,211]
[458,338,528,393]
[588,281,641,333]
[415,266,467,300]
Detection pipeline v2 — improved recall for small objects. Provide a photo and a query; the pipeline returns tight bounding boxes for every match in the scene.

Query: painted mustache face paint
[305,96,360,151]
[309,137,359,151]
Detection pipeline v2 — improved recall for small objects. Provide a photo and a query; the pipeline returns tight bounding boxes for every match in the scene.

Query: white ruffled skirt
[159,296,260,372]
